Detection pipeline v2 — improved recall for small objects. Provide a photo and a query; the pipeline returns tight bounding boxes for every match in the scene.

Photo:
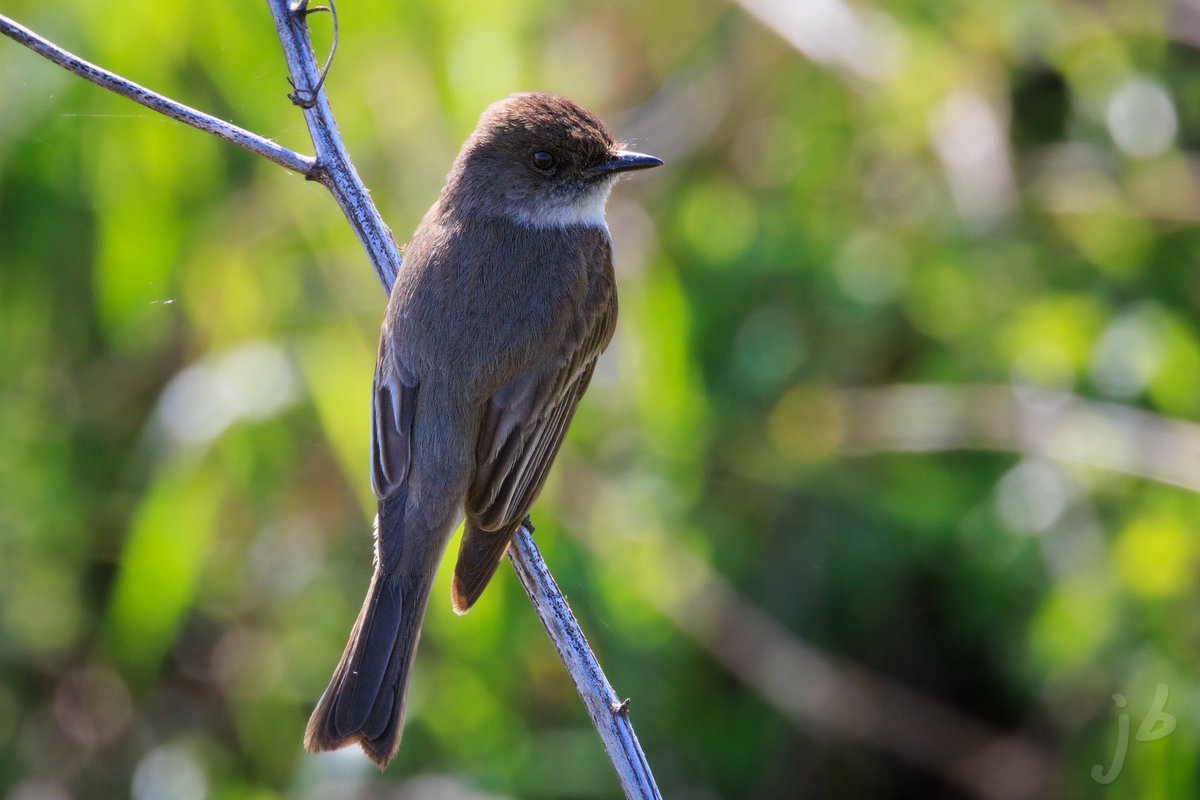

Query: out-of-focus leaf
[103,466,223,681]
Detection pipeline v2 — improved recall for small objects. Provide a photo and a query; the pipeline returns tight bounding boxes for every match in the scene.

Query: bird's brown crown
[469,92,617,170]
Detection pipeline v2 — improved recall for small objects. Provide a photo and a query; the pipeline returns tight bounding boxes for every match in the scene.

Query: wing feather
[371,340,417,501]
[467,302,613,530]
[451,296,615,612]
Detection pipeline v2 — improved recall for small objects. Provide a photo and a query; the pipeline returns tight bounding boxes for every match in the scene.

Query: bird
[304,92,661,767]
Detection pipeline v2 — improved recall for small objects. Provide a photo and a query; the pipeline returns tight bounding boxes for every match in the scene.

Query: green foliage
[2,0,1199,797]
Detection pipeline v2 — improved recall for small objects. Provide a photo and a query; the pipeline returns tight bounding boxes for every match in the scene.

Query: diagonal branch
[1,6,660,798]
[508,527,662,798]
[0,13,313,175]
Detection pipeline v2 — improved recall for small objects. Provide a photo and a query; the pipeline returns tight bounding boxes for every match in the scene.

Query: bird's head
[445,92,661,229]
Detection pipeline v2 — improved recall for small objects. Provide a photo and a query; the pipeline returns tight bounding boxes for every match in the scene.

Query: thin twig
[1,7,658,796]
[266,0,401,291]
[0,13,314,175]
[286,0,339,109]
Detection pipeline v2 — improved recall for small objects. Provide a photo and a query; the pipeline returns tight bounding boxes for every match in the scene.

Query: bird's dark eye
[531,151,556,171]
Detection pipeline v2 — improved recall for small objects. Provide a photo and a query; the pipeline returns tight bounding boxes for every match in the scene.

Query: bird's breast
[387,215,613,398]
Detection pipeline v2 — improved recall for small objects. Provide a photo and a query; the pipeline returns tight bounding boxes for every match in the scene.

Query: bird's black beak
[590,150,664,175]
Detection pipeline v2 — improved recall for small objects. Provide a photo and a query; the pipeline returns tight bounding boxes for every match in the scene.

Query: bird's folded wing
[371,340,418,502]
[451,304,614,612]
[466,305,613,530]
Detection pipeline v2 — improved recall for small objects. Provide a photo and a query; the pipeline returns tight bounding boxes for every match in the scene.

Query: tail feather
[304,566,429,767]
[305,500,438,768]
[451,519,520,614]
[333,571,402,736]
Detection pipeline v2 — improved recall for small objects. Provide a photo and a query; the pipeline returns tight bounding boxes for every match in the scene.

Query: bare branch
[0,13,314,175]
[266,0,401,291]
[508,527,663,800]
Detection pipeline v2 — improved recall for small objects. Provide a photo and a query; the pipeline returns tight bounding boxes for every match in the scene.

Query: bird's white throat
[508,176,616,230]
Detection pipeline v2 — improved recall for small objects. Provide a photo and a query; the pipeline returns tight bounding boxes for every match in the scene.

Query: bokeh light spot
[132,745,208,800]
[732,305,806,394]
[1032,577,1115,668]
[0,563,84,657]
[1114,516,1195,598]
[1089,304,1166,400]
[678,180,757,264]
[768,387,845,463]
[52,666,132,747]
[994,459,1072,534]
[834,229,910,306]
[1106,77,1177,158]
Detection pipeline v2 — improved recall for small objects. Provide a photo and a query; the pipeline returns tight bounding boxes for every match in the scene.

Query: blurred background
[1,0,1198,797]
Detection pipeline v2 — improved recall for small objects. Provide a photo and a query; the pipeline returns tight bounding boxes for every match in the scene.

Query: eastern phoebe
[304,93,661,767]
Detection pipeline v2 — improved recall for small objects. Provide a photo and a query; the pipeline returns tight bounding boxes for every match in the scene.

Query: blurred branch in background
[576,382,1200,798]
[838,384,1200,494]
[1176,0,1200,48]
[578,527,1053,800]
[733,0,904,84]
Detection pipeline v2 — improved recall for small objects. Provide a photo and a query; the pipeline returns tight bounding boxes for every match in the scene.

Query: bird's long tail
[304,509,436,768]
